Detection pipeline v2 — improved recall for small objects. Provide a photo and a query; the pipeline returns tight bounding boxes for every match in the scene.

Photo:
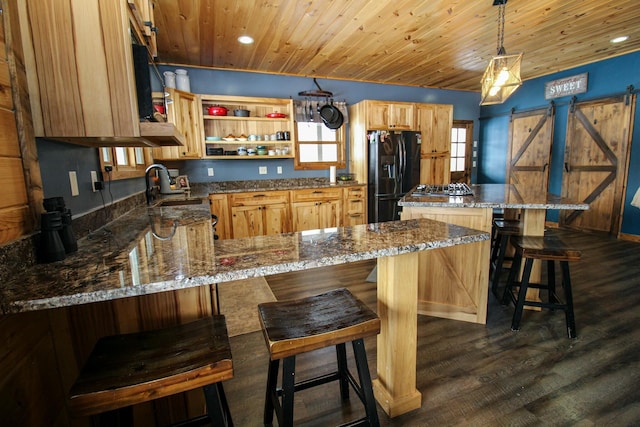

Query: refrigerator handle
[398,137,406,189]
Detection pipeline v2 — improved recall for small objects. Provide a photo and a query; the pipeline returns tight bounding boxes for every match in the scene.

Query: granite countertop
[0,198,488,314]
[190,178,364,196]
[399,183,590,210]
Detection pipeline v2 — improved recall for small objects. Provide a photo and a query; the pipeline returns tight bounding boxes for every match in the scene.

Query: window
[450,121,473,183]
[294,122,346,170]
[99,147,152,180]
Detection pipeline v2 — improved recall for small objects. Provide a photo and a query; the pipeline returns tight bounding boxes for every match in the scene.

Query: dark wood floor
[222,228,640,426]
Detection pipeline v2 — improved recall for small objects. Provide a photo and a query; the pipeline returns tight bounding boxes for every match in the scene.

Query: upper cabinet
[152,89,203,159]
[417,104,453,184]
[365,101,415,130]
[127,0,157,57]
[17,0,182,147]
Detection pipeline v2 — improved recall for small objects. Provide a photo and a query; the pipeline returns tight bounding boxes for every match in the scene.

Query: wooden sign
[545,73,588,99]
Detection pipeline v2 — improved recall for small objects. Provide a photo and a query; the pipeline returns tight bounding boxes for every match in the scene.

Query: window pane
[457,143,465,157]
[450,143,457,157]
[115,147,128,165]
[457,158,465,172]
[297,122,338,142]
[451,128,457,142]
[321,144,338,161]
[451,157,457,171]
[134,147,145,164]
[299,144,319,162]
[101,147,111,162]
[457,128,467,142]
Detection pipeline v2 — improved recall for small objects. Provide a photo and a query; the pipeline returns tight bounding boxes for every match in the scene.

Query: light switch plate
[259,166,267,175]
[69,171,79,196]
[277,166,283,174]
[207,167,214,176]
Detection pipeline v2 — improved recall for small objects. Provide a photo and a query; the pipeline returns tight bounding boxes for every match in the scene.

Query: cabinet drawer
[291,188,343,202]
[230,190,290,207]
[344,186,366,199]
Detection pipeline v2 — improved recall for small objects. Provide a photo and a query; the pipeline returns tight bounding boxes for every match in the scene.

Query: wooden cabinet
[209,194,231,240]
[349,100,452,186]
[366,101,415,130]
[127,0,157,56]
[417,104,453,184]
[213,185,364,239]
[153,89,204,159]
[291,188,342,231]
[343,185,367,226]
[229,191,291,238]
[18,0,182,147]
[201,95,295,159]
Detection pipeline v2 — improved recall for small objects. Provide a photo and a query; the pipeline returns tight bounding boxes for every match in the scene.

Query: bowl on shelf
[205,136,221,141]
[337,173,355,182]
[266,112,286,118]
[233,109,250,117]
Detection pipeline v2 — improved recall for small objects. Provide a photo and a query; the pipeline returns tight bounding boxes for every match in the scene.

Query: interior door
[506,105,555,198]
[561,95,635,235]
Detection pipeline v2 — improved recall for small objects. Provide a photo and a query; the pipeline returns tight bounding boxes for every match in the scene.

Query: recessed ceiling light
[238,35,254,44]
[611,36,629,44]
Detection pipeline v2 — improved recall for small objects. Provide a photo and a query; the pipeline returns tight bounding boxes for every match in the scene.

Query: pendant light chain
[497,2,505,54]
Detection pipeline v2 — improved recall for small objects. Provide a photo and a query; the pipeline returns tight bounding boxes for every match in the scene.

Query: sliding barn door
[560,95,635,235]
[507,105,555,198]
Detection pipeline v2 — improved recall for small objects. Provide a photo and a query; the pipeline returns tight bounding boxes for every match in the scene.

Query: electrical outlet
[277,166,283,174]
[207,167,214,177]
[69,171,79,196]
[259,166,267,175]
[91,171,99,192]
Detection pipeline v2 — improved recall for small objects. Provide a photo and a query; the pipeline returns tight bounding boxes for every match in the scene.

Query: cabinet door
[209,194,230,240]
[291,201,320,231]
[389,103,415,130]
[366,102,415,130]
[231,205,264,238]
[174,90,203,158]
[418,104,453,184]
[24,0,139,138]
[317,199,341,228]
[367,102,391,129]
[264,203,291,235]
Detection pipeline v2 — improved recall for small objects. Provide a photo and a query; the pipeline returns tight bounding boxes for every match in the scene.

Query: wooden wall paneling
[0,158,27,206]
[0,311,68,426]
[6,0,43,232]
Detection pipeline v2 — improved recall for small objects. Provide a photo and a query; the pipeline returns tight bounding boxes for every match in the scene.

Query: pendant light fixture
[480,0,523,105]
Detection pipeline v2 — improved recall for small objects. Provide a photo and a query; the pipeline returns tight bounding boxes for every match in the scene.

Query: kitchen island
[0,199,488,418]
[399,183,589,324]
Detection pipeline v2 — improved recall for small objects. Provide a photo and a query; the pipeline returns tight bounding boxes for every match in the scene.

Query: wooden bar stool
[258,288,381,427]
[490,218,522,298]
[68,316,234,426]
[501,234,581,338]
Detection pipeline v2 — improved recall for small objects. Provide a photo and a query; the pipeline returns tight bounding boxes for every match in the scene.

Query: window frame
[293,122,346,170]
[99,146,153,180]
[450,120,474,183]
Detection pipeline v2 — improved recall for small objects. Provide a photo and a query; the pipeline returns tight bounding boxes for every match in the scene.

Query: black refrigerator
[368,130,422,223]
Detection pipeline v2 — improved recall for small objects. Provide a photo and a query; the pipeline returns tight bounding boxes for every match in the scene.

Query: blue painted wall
[479,51,640,235]
[35,69,481,219]
[154,67,481,183]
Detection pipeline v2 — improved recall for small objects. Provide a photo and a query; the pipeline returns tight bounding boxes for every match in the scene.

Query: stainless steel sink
[156,198,204,207]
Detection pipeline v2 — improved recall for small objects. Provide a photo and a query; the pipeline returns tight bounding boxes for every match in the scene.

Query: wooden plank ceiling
[151,0,640,92]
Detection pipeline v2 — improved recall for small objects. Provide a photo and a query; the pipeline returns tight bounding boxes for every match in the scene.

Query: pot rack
[298,78,333,98]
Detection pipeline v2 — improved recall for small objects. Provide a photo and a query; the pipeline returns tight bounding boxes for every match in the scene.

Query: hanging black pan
[319,100,344,129]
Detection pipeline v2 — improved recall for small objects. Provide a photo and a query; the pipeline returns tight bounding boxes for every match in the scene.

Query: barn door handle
[564,162,570,173]
[543,163,548,172]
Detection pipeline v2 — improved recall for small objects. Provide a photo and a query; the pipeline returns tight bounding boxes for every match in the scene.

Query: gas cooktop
[411,183,474,197]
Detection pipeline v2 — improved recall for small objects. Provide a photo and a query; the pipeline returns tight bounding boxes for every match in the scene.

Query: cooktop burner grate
[412,183,473,197]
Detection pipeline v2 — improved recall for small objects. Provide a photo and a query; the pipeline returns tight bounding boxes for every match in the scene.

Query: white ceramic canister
[163,71,176,88]
[175,69,191,92]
